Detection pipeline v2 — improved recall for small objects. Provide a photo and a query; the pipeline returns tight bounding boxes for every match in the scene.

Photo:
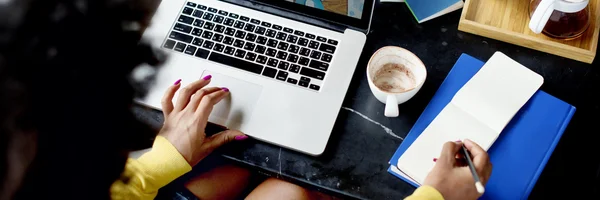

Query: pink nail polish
[433,158,438,162]
[455,140,462,142]
[234,135,248,141]
[203,75,212,80]
[222,87,229,92]
[174,79,181,85]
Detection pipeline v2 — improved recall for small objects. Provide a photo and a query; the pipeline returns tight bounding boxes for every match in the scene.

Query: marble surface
[134,2,600,199]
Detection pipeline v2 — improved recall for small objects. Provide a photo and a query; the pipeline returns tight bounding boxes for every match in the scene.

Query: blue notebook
[388,54,576,199]
[405,0,464,23]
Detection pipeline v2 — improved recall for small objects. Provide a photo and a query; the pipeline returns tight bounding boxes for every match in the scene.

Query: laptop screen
[285,0,365,19]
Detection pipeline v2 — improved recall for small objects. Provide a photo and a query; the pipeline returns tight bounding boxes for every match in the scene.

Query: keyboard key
[309,84,320,91]
[287,54,299,63]
[203,22,215,30]
[288,45,300,54]
[277,42,289,51]
[201,31,213,39]
[245,52,257,61]
[300,67,325,80]
[208,7,218,13]
[174,42,186,52]
[214,24,225,33]
[305,33,316,39]
[287,78,298,84]
[229,13,239,19]
[298,57,310,66]
[290,64,301,73]
[243,42,256,51]
[328,39,338,45]
[261,22,272,28]
[223,36,234,45]
[276,32,287,40]
[267,39,278,48]
[192,38,204,46]
[174,23,193,33]
[266,48,277,57]
[224,18,235,26]
[308,41,319,49]
[278,61,289,70]
[197,4,207,10]
[212,34,224,42]
[286,35,298,43]
[309,59,329,71]
[310,51,321,59]
[233,39,245,48]
[193,10,204,18]
[272,24,282,30]
[321,53,332,62]
[316,36,327,42]
[256,55,268,64]
[178,15,194,25]
[184,45,197,55]
[319,43,336,54]
[276,70,288,81]
[300,77,311,82]
[297,38,309,46]
[213,15,224,23]
[265,30,276,38]
[208,52,264,74]
[234,49,246,58]
[224,27,235,36]
[234,30,246,39]
[240,16,250,21]
[294,30,305,36]
[187,2,197,7]
[183,7,194,15]
[163,39,176,49]
[276,51,288,60]
[256,36,268,45]
[234,21,245,29]
[255,45,266,54]
[218,10,228,16]
[191,28,202,36]
[202,13,214,20]
[202,41,214,49]
[267,58,278,67]
[224,46,235,55]
[244,24,256,32]
[299,48,311,57]
[298,81,309,87]
[283,28,293,33]
[250,19,261,24]
[245,33,257,42]
[193,19,204,27]
[169,31,193,43]
[255,27,266,35]
[213,44,225,52]
[262,67,277,78]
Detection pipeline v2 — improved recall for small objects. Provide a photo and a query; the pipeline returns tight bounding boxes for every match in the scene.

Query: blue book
[405,0,464,23]
[388,54,576,199]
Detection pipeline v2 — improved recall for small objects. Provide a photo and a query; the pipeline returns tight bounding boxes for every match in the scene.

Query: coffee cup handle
[529,0,555,34]
[384,95,399,117]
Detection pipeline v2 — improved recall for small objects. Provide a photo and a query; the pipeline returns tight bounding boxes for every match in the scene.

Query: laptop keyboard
[163,1,339,91]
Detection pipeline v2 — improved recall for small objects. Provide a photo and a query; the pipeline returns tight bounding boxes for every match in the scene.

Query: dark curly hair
[1,0,163,199]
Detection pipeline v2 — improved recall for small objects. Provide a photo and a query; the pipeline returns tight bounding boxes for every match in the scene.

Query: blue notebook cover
[388,54,576,199]
[405,0,463,23]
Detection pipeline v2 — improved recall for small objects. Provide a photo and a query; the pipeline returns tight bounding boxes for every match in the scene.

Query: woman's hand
[159,76,247,166]
[423,139,493,200]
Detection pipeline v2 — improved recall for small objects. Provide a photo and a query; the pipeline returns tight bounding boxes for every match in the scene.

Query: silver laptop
[139,0,373,155]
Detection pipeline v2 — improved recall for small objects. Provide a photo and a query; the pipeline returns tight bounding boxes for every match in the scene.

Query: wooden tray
[458,0,599,63]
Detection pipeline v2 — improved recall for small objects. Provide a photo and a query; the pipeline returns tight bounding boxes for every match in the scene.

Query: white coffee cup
[366,46,427,117]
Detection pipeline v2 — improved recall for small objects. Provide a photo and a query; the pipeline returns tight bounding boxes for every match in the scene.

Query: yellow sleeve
[110,136,192,200]
[405,185,445,200]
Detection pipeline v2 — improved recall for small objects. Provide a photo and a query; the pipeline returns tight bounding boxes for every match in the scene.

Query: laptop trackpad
[201,71,262,130]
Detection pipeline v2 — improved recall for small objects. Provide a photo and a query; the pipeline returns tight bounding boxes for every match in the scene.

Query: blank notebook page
[397,52,544,184]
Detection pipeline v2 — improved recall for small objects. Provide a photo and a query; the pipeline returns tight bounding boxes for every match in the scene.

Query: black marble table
[135,2,600,199]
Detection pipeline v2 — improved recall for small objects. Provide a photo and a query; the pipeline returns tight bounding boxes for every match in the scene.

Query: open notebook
[396,52,544,184]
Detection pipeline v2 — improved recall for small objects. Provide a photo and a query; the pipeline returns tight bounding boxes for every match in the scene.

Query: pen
[462,145,485,194]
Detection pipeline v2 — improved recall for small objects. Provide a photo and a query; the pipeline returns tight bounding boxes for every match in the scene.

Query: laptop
[139,0,373,155]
